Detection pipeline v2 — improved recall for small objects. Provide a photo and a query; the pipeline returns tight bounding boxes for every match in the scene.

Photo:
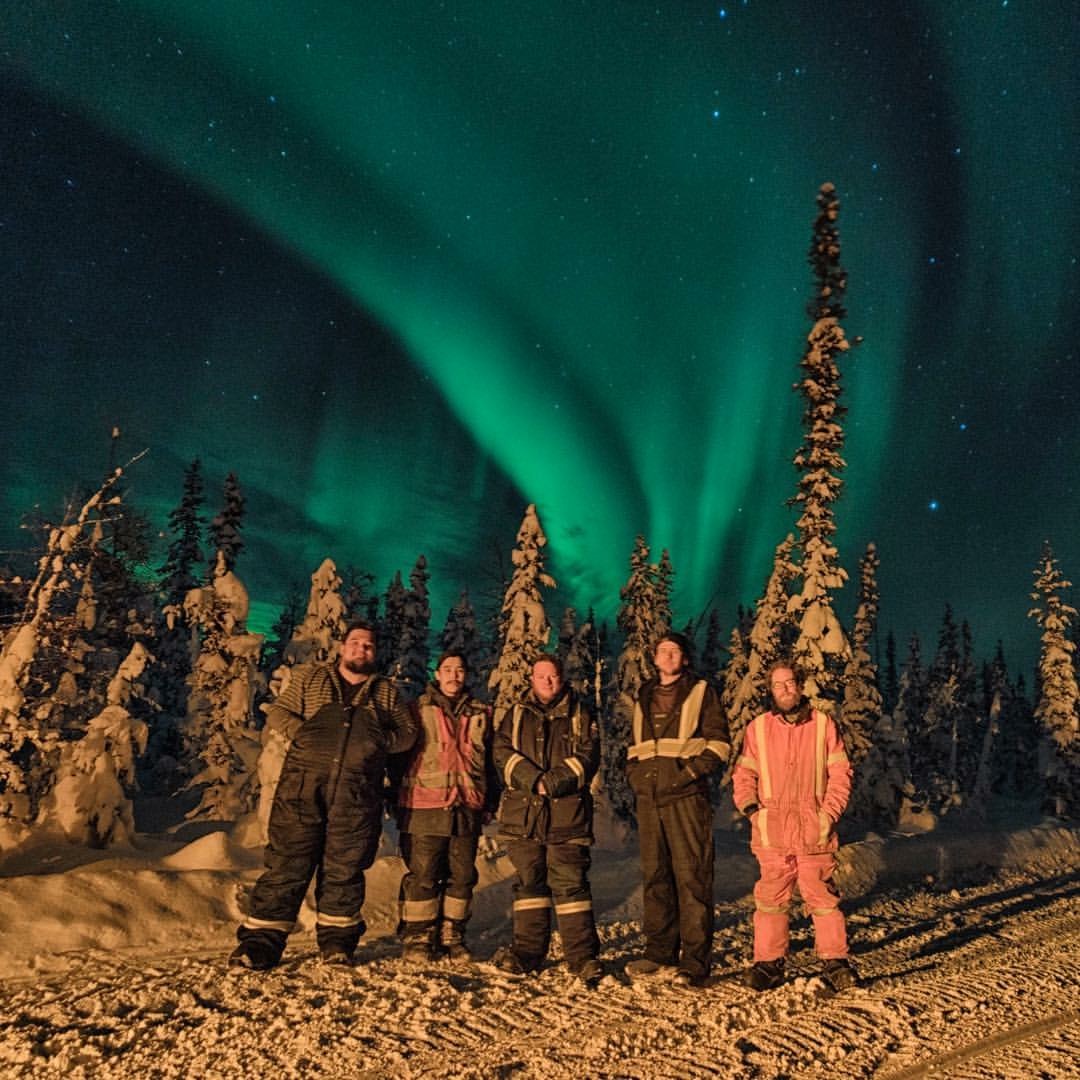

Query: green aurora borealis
[3,2,1078,670]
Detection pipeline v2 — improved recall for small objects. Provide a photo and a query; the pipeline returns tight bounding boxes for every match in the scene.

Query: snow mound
[160,830,256,871]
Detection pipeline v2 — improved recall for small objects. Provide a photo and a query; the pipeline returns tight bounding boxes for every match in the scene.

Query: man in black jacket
[229,620,417,970]
[625,633,731,987]
[492,655,603,985]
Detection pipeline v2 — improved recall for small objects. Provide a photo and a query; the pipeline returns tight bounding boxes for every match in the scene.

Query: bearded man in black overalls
[230,621,417,970]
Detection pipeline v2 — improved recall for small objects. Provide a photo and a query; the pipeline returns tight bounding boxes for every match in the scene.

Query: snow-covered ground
[1,809,1078,1079]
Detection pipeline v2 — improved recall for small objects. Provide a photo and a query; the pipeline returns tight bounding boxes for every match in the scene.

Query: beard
[342,658,377,676]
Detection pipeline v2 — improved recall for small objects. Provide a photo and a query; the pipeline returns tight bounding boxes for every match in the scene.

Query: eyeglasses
[770,679,799,690]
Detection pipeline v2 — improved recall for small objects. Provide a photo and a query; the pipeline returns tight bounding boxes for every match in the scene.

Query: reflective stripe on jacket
[732,707,851,855]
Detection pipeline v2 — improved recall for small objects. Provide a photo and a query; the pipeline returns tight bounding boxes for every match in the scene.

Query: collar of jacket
[640,670,695,705]
[525,686,571,716]
[421,683,472,716]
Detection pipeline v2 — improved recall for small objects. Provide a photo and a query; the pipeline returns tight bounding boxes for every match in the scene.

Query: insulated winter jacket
[733,706,852,855]
[394,685,497,836]
[266,663,417,776]
[493,689,600,845]
[626,674,731,807]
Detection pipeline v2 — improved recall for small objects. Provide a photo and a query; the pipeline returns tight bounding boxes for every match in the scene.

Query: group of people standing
[230,620,857,994]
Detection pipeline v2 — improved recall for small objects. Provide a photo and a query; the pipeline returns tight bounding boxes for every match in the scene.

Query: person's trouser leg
[505,838,552,968]
[440,833,480,950]
[399,833,448,945]
[797,852,848,959]
[549,841,599,967]
[753,851,798,962]
[636,799,679,965]
[664,793,715,978]
[316,781,381,955]
[237,764,327,962]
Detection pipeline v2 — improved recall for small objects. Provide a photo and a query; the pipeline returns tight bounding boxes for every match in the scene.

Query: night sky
[3,2,1077,675]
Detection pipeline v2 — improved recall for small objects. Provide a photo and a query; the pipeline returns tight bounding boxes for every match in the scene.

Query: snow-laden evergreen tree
[843,543,884,820]
[882,631,900,716]
[1028,542,1080,817]
[390,555,431,701]
[208,472,245,574]
[566,608,604,709]
[341,565,378,622]
[263,583,305,674]
[380,571,407,674]
[438,588,487,693]
[654,549,675,640]
[729,535,798,752]
[602,536,663,824]
[487,504,555,711]
[280,559,348,671]
[921,606,981,812]
[37,642,153,847]
[182,551,265,821]
[0,470,136,847]
[719,626,750,753]
[899,633,932,802]
[613,536,660,700]
[159,459,206,607]
[154,459,207,720]
[788,182,856,707]
[699,609,725,686]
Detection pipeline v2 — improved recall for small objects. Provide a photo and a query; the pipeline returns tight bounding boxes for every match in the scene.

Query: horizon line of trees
[1,183,1076,854]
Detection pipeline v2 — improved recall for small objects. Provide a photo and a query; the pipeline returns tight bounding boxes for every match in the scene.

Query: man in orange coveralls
[732,660,857,992]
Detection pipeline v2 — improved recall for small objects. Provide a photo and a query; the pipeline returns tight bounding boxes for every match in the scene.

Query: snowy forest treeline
[1,183,1076,854]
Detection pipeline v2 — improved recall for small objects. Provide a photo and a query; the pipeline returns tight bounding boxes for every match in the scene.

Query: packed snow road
[1,827,1078,1078]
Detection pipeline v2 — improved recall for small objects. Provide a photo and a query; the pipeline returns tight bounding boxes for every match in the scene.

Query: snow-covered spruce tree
[208,472,245,574]
[438,588,488,693]
[654,549,675,641]
[379,571,407,675]
[389,555,431,702]
[843,543,884,821]
[1028,542,1080,817]
[341,565,378,623]
[602,536,662,824]
[182,551,265,821]
[699,609,725,686]
[918,606,980,812]
[276,559,348,678]
[0,472,132,845]
[729,535,799,754]
[262,583,305,675]
[719,626,750,751]
[787,182,856,707]
[154,459,206,720]
[882,631,900,716]
[159,459,206,609]
[37,641,153,847]
[487,504,555,711]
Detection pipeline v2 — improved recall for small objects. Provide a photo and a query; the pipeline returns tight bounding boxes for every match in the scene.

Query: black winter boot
[745,959,786,991]
[821,958,858,991]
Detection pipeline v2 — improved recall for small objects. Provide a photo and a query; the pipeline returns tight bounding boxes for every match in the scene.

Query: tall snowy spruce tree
[181,552,265,822]
[787,182,856,707]
[602,536,666,823]
[389,555,431,702]
[727,535,799,758]
[438,589,488,694]
[842,543,887,822]
[154,458,207,720]
[1028,542,1080,817]
[208,472,245,574]
[0,467,148,847]
[488,505,555,711]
